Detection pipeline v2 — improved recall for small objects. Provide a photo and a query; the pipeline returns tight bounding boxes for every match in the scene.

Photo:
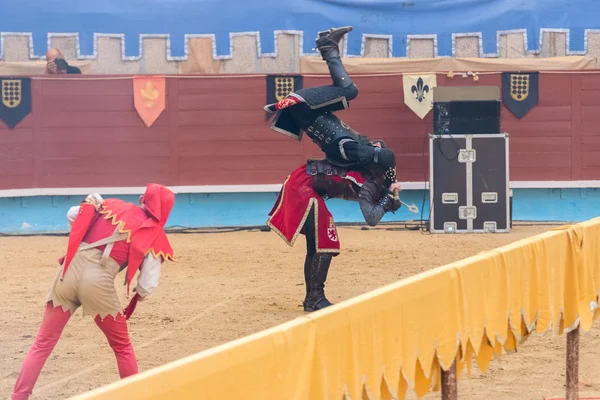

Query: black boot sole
[317,26,353,37]
[316,26,353,49]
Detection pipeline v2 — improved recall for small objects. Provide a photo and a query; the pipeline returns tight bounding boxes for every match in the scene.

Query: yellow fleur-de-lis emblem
[140,81,159,107]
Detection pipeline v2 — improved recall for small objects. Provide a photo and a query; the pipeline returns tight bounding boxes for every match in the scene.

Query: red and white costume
[12,183,175,400]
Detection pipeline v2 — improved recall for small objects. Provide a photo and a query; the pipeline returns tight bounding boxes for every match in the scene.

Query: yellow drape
[299,55,598,74]
[70,218,600,400]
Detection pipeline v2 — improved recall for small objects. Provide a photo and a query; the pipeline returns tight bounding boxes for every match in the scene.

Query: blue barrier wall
[1,188,599,234]
[2,0,599,58]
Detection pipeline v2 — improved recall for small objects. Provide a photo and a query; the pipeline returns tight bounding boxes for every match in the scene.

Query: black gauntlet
[379,193,394,212]
[358,180,392,226]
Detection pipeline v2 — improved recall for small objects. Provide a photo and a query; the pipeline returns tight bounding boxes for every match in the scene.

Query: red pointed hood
[141,183,175,228]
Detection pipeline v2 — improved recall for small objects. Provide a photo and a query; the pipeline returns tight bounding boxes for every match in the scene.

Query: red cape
[266,165,365,255]
[58,184,176,293]
[100,184,176,292]
[60,202,99,278]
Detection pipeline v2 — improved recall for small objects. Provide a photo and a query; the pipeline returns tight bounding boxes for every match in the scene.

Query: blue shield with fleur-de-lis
[403,74,437,119]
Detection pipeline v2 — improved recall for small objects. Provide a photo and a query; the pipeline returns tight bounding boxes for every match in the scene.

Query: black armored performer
[264,26,394,172]
[265,27,402,312]
[266,159,402,312]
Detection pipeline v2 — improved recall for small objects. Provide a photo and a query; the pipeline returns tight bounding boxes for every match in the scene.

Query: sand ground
[1,224,599,400]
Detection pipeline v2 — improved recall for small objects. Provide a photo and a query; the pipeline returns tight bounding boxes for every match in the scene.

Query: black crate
[429,133,510,234]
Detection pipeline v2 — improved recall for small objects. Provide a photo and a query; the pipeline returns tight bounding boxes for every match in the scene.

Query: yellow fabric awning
[300,55,598,74]
[70,218,600,400]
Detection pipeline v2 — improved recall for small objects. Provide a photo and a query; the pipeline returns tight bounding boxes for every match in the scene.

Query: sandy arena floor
[1,224,599,400]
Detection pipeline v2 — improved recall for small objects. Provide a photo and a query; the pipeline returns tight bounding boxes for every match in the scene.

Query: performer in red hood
[12,183,176,400]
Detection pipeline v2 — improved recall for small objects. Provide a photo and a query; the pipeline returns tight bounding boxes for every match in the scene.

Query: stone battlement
[1,30,600,74]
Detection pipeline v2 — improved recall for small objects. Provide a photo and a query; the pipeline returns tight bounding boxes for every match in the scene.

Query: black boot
[302,253,313,306]
[303,253,334,312]
[315,27,355,90]
[316,26,353,50]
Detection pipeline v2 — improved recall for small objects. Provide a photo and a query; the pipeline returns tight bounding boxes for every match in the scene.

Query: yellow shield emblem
[509,74,529,101]
[2,80,22,109]
[275,77,295,101]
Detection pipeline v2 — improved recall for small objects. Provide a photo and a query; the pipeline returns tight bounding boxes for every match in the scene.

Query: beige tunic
[46,228,128,320]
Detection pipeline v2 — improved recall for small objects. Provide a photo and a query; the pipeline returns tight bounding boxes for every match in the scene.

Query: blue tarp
[1,0,599,58]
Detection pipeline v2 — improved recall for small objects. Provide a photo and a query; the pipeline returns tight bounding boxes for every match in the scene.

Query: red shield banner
[62,203,98,278]
[133,76,166,127]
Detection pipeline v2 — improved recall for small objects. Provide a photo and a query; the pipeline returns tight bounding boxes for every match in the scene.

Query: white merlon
[0,30,599,73]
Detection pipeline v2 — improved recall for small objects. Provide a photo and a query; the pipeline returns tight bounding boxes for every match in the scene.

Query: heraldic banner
[402,73,437,119]
[0,77,32,129]
[501,72,539,119]
[133,76,166,127]
[266,75,303,105]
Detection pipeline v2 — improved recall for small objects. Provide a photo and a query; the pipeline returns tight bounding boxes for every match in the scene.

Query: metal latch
[458,206,477,219]
[442,193,458,204]
[483,221,497,233]
[444,222,457,233]
[458,149,476,163]
[481,192,498,203]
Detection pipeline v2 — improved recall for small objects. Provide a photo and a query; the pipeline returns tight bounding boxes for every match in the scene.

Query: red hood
[141,183,175,228]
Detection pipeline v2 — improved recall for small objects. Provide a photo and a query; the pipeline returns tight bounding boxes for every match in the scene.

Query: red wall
[0,72,599,190]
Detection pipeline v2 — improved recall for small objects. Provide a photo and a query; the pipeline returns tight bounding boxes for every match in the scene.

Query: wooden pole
[565,325,580,400]
[441,360,457,400]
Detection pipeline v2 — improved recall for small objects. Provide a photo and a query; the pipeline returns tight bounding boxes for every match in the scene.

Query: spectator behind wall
[45,48,81,74]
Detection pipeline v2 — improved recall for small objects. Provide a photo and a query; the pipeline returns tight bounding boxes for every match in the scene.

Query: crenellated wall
[2,30,600,74]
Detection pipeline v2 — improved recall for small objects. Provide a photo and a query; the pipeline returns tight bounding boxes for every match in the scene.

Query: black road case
[429,133,510,234]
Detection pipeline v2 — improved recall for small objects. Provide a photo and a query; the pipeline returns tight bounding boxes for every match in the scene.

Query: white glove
[85,193,104,210]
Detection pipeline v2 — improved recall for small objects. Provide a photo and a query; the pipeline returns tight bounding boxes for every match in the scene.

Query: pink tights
[12,302,138,400]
